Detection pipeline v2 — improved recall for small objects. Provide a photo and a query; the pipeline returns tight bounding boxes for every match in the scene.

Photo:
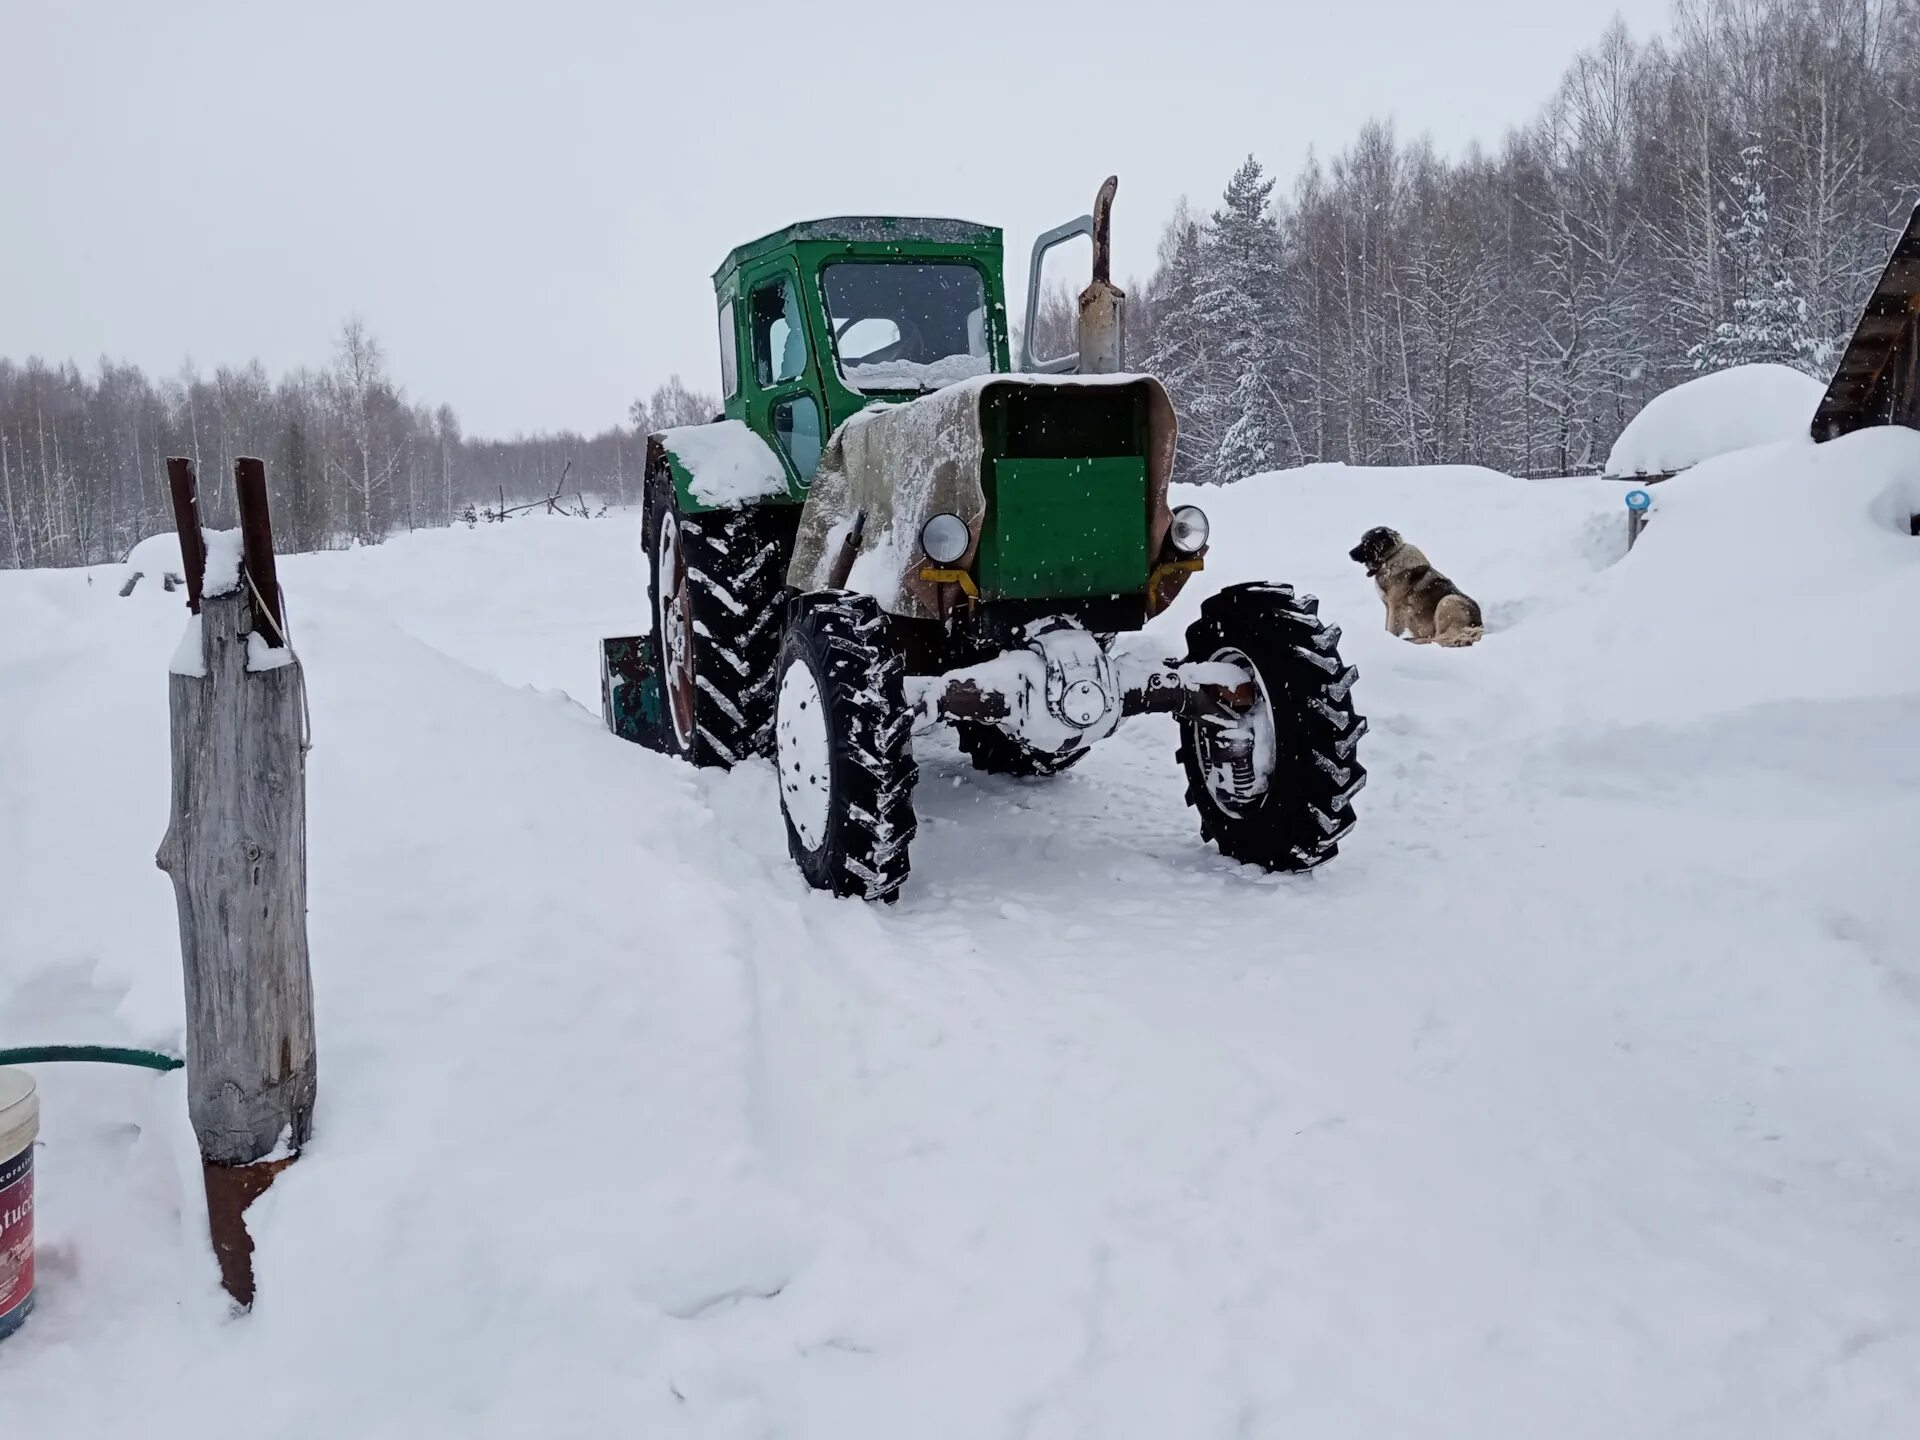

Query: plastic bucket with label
[0,1068,39,1341]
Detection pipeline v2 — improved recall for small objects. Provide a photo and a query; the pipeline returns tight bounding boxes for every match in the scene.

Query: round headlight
[921,512,971,565]
[1169,505,1210,555]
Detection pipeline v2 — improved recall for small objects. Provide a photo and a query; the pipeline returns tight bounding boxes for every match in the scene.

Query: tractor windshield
[822,261,993,394]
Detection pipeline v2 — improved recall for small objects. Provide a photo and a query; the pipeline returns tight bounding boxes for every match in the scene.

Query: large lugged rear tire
[645,470,795,768]
[952,721,1089,778]
[773,592,919,901]
[1177,582,1367,872]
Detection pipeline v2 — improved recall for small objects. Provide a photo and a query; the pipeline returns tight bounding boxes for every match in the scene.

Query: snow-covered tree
[1689,143,1820,372]
[326,319,408,544]
[1194,157,1292,482]
[1142,203,1220,481]
[629,375,718,434]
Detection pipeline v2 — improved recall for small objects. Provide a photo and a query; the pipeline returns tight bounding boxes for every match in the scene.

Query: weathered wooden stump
[154,458,312,1308]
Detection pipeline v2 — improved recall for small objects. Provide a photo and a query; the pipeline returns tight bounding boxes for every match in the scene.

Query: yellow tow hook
[1147,555,1205,612]
[919,567,979,599]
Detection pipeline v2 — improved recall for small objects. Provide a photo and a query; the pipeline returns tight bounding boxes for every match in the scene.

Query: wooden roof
[1812,202,1920,440]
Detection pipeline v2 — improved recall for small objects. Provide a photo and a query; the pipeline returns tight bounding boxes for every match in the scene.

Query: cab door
[741,261,827,493]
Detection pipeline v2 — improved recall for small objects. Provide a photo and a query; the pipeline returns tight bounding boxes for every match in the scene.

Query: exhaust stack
[1076,176,1125,374]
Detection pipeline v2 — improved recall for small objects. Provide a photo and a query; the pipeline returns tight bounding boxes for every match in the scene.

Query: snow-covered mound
[3,444,1918,1438]
[120,530,183,584]
[1605,362,1824,477]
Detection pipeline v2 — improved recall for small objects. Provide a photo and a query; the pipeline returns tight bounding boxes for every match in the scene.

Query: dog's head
[1349,526,1402,574]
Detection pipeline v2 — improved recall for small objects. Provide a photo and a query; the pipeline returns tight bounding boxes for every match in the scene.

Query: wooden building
[1812,202,1920,442]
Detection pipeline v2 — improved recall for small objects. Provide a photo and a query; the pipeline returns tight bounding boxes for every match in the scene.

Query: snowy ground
[3,437,1919,1437]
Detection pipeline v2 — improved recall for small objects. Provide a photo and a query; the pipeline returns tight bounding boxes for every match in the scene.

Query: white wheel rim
[1197,646,1277,816]
[776,657,832,850]
[656,511,695,750]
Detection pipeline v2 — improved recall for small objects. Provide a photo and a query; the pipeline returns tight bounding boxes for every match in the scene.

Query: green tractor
[602,178,1366,901]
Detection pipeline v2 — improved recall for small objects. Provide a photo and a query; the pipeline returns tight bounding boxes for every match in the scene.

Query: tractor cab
[712,219,1013,492]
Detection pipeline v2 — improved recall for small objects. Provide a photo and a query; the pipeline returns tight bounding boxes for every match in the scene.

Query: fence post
[154,457,313,1308]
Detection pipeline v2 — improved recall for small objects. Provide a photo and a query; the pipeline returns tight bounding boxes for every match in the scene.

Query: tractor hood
[788,373,1178,620]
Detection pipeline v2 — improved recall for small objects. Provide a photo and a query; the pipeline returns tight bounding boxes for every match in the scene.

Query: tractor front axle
[907,641,1256,756]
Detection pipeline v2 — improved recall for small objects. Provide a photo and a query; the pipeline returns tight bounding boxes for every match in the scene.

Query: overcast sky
[1,0,1676,437]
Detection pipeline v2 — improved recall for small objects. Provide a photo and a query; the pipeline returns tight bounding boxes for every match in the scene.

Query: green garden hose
[0,1045,183,1072]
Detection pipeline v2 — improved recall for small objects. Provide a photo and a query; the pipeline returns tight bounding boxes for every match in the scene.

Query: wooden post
[155,456,313,1308]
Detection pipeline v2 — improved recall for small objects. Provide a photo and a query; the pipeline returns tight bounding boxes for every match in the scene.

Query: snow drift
[2,437,1918,1438]
[1604,362,1825,478]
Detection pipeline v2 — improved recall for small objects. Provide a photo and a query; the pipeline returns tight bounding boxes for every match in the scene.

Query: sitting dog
[1348,527,1483,647]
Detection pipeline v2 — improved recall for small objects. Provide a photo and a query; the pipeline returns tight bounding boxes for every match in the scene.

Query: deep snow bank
[1185,434,1920,727]
[3,451,1918,1439]
[1604,362,1824,477]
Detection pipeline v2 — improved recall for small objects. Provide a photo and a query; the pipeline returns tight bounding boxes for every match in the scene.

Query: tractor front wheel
[1177,583,1368,872]
[773,593,919,901]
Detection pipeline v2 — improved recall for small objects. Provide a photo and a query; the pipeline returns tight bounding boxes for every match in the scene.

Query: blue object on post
[1624,488,1652,549]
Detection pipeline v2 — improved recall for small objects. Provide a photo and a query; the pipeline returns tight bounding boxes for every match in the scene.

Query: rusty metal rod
[232,457,285,645]
[165,458,207,613]
[825,509,867,591]
[203,1155,295,1309]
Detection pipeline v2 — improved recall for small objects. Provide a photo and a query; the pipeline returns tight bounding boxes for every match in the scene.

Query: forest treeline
[1128,0,1918,481]
[0,323,715,570]
[6,0,1915,567]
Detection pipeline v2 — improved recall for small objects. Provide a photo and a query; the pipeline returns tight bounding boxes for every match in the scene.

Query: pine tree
[1689,143,1819,373]
[1194,156,1292,482]
[1142,208,1218,482]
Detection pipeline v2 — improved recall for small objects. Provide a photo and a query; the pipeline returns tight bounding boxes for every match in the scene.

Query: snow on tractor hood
[788,372,1179,619]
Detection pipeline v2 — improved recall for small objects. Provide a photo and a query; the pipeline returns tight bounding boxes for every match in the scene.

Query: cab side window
[772,395,823,483]
[750,276,808,387]
[717,298,739,399]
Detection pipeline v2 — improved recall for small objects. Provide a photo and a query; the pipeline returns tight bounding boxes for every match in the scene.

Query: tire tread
[777,592,919,901]
[1176,583,1368,872]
